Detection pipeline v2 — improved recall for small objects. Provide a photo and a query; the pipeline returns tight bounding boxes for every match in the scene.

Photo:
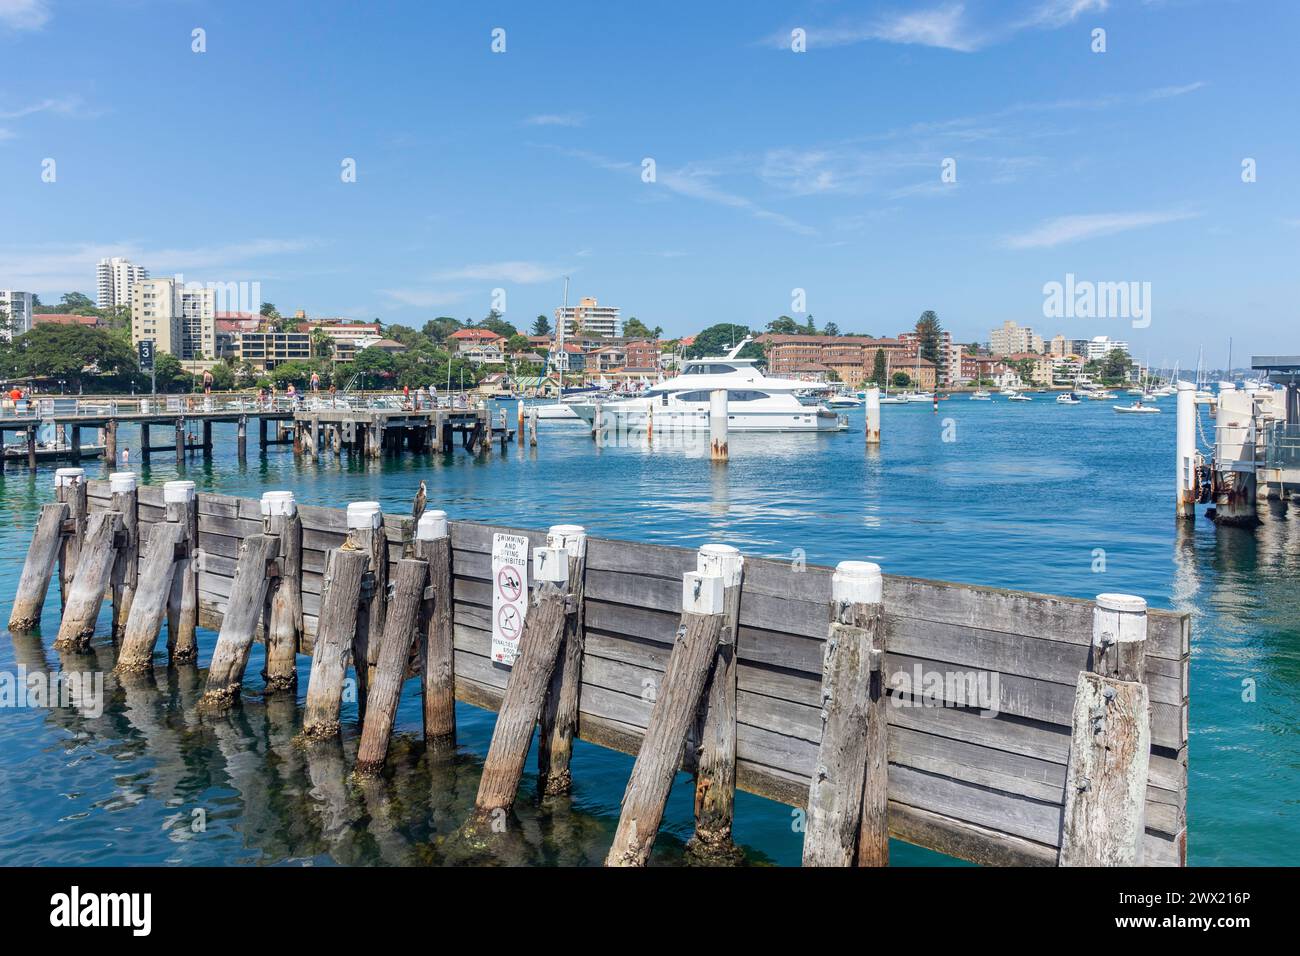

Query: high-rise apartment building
[97,257,149,310]
[989,320,1044,356]
[555,296,620,338]
[1086,336,1130,361]
[131,278,216,361]
[0,290,34,340]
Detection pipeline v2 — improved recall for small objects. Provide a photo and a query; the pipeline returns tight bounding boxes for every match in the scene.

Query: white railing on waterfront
[0,390,485,420]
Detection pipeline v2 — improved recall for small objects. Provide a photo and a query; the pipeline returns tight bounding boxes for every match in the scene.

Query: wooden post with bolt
[201,533,281,709]
[355,557,429,773]
[686,543,744,864]
[346,501,388,719]
[473,543,570,820]
[1059,594,1151,866]
[415,510,456,751]
[606,561,728,867]
[53,510,123,652]
[301,548,369,738]
[802,560,887,867]
[163,480,200,664]
[55,467,87,607]
[538,524,587,795]
[109,471,139,639]
[8,502,70,631]
[709,389,729,462]
[114,522,186,673]
[261,491,303,693]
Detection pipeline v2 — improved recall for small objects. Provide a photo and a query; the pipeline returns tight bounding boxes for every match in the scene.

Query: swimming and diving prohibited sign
[491,533,530,665]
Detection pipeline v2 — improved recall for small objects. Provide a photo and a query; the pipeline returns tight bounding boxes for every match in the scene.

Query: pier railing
[53,478,1188,867]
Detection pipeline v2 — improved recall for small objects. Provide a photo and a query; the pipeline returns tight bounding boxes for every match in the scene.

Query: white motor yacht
[570,339,846,432]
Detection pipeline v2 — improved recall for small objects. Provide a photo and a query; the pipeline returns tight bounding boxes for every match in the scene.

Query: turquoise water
[0,396,1295,865]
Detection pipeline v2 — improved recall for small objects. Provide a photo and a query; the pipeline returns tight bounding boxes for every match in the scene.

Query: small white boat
[1007,392,1032,402]
[826,392,862,408]
[1114,403,1161,414]
[970,390,992,401]
[1056,392,1081,405]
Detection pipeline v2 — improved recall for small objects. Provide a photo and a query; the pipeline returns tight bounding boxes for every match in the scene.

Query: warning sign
[491,533,530,665]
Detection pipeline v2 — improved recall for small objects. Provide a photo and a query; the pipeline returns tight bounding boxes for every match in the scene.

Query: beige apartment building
[989,320,1044,356]
[555,296,620,338]
[131,278,216,361]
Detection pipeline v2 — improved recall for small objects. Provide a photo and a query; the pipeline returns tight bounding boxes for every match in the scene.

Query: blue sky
[1,0,1296,367]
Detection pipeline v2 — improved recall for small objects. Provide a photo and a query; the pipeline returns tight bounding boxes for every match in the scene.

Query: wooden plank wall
[86,480,1189,867]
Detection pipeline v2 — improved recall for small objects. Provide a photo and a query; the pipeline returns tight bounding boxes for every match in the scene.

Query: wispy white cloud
[0,96,84,120]
[379,288,470,309]
[427,261,567,284]
[0,0,51,31]
[523,113,586,128]
[1002,209,1199,248]
[764,0,1108,53]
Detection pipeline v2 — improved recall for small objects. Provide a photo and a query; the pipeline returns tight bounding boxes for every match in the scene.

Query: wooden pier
[9,475,1190,867]
[0,397,511,471]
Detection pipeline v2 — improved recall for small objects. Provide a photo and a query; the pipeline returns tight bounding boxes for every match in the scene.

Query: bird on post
[411,480,427,524]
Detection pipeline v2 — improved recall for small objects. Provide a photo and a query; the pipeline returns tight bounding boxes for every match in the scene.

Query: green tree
[422,317,462,344]
[802,314,817,334]
[822,321,840,337]
[151,353,188,393]
[480,310,516,338]
[622,316,662,339]
[686,324,761,360]
[12,324,137,391]
[201,363,236,391]
[351,346,398,388]
[505,333,530,353]
[42,292,97,314]
[766,315,801,335]
[530,314,552,336]
[260,302,280,319]
[311,328,334,360]
[871,348,887,385]
[383,324,423,347]
[915,311,944,385]
[892,371,912,388]
[1102,348,1132,382]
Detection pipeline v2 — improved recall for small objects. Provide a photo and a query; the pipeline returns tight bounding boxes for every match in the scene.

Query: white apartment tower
[97,257,149,309]
[131,278,216,361]
[555,296,620,339]
[0,290,34,340]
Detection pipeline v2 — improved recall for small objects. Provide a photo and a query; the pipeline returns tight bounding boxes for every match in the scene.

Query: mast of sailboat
[553,275,569,395]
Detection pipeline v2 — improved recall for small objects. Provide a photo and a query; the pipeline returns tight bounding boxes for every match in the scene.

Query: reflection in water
[1,400,1296,865]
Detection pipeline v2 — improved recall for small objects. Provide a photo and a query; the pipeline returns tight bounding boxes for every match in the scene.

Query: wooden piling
[606,564,728,867]
[539,524,587,796]
[346,501,388,717]
[109,472,139,638]
[163,480,200,664]
[592,401,603,446]
[865,386,881,446]
[528,407,538,447]
[1060,594,1151,866]
[686,544,744,864]
[709,389,728,462]
[174,418,184,464]
[8,502,70,631]
[201,533,280,708]
[53,510,123,652]
[415,510,456,750]
[237,415,247,459]
[55,468,87,606]
[474,546,571,817]
[104,419,118,466]
[355,557,429,773]
[114,522,185,672]
[26,424,36,472]
[802,561,887,867]
[302,547,370,738]
[261,491,303,693]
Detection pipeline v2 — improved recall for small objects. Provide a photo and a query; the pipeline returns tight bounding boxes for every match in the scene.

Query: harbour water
[0,397,1295,866]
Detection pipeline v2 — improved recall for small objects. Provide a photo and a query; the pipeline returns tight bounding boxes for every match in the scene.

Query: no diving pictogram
[497,566,523,603]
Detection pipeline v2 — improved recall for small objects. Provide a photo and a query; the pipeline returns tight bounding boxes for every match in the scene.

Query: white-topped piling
[1176,381,1196,519]
[710,389,728,462]
[865,386,881,447]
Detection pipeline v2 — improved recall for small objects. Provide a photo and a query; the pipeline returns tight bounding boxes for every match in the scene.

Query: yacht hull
[572,403,843,432]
